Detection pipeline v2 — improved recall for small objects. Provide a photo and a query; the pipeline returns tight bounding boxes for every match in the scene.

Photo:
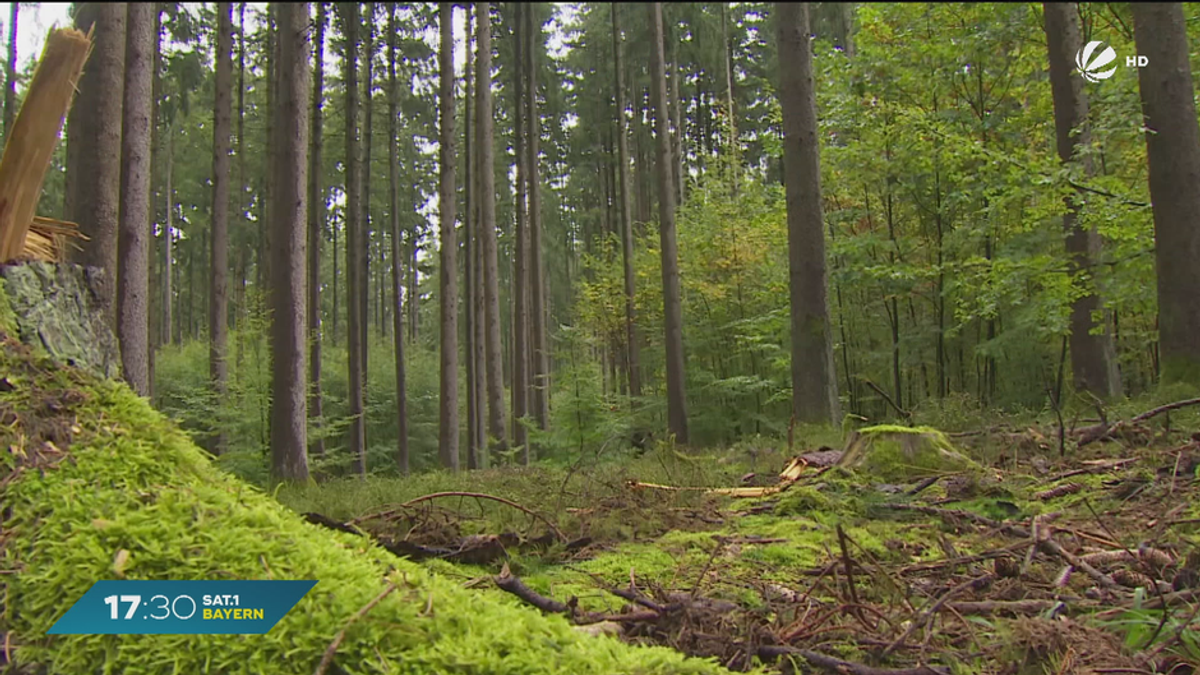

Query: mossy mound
[0,335,733,674]
[835,424,979,482]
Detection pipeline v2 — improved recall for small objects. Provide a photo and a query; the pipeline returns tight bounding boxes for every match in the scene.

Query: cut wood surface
[0,27,92,262]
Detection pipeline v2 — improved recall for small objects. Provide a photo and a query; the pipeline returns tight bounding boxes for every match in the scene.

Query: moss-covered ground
[4,326,1200,675]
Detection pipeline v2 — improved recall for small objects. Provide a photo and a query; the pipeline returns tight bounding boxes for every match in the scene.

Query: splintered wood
[0,27,92,262]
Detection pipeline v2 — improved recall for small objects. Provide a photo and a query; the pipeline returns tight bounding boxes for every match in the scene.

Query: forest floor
[281,403,1200,675]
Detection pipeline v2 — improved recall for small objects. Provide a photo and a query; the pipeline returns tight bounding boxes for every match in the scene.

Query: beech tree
[778,2,839,424]
[1131,3,1200,384]
[1043,2,1121,399]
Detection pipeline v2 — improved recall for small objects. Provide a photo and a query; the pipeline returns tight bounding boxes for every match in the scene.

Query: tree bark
[4,2,16,137]
[527,2,550,433]
[464,2,479,470]
[389,1,409,474]
[478,1,508,457]
[438,1,460,471]
[202,2,233,452]
[649,2,689,444]
[778,2,840,424]
[1131,3,1200,384]
[308,1,326,459]
[163,121,173,346]
[118,2,154,398]
[511,2,530,460]
[69,3,127,327]
[612,3,641,403]
[361,2,373,383]
[270,0,311,483]
[342,1,366,474]
[1043,2,1122,399]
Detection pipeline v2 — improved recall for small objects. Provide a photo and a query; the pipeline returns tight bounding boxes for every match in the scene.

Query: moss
[0,345,738,674]
[0,276,18,337]
[837,425,980,482]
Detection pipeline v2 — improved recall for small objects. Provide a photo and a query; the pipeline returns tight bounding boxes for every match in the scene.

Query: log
[0,27,93,262]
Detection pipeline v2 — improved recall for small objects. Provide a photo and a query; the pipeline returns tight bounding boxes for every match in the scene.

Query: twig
[943,599,1064,616]
[883,574,992,657]
[862,378,913,422]
[314,582,399,675]
[494,563,576,616]
[836,525,862,620]
[350,491,566,541]
[1045,458,1138,483]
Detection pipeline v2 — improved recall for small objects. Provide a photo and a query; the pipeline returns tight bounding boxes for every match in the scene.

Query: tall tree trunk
[408,225,418,343]
[649,2,689,444]
[163,123,173,345]
[4,2,16,137]
[342,1,366,475]
[270,0,311,483]
[1043,2,1122,399]
[478,1,508,457]
[236,1,247,338]
[1131,3,1200,384]
[778,2,840,424]
[510,2,529,460]
[118,3,154,397]
[69,3,127,326]
[721,2,738,194]
[308,1,327,459]
[389,1,409,474]
[437,1,460,471]
[667,20,684,204]
[205,1,233,453]
[261,5,277,298]
[361,2,373,383]
[464,2,480,470]
[527,2,549,432]
[612,3,641,403]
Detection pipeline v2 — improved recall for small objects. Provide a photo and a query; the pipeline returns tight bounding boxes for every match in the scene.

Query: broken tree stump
[0,27,92,262]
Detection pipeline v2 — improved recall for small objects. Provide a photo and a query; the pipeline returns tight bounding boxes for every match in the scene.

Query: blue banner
[47,580,317,635]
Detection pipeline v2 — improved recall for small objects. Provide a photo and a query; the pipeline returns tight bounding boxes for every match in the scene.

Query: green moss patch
[0,336,733,675]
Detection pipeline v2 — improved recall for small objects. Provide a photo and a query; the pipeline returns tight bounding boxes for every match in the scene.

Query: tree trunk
[721,2,738,193]
[1043,2,1122,399]
[236,2,247,337]
[69,3,127,327]
[649,2,689,444]
[4,2,16,137]
[778,2,840,424]
[389,1,409,474]
[612,3,641,403]
[478,2,508,457]
[308,1,326,459]
[118,3,154,397]
[667,19,684,204]
[342,1,366,475]
[510,2,529,460]
[270,0,311,483]
[1131,3,1200,384]
[464,2,479,470]
[361,2,373,383]
[163,122,173,346]
[438,1,460,471]
[527,2,550,432]
[202,2,233,453]
[261,5,277,300]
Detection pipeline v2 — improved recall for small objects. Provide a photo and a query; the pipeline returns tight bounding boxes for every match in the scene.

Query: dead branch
[1045,458,1138,483]
[943,599,1064,616]
[863,378,913,422]
[493,563,578,616]
[1079,398,1200,448]
[314,582,399,675]
[349,491,566,541]
[883,574,993,657]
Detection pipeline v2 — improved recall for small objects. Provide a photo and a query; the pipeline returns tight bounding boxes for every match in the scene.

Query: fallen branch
[883,574,993,657]
[1079,398,1200,448]
[1045,458,1138,483]
[943,599,1065,616]
[314,581,399,675]
[494,563,576,615]
[349,491,566,542]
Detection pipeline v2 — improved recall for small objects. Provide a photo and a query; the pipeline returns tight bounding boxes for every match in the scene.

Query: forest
[3,1,1200,673]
